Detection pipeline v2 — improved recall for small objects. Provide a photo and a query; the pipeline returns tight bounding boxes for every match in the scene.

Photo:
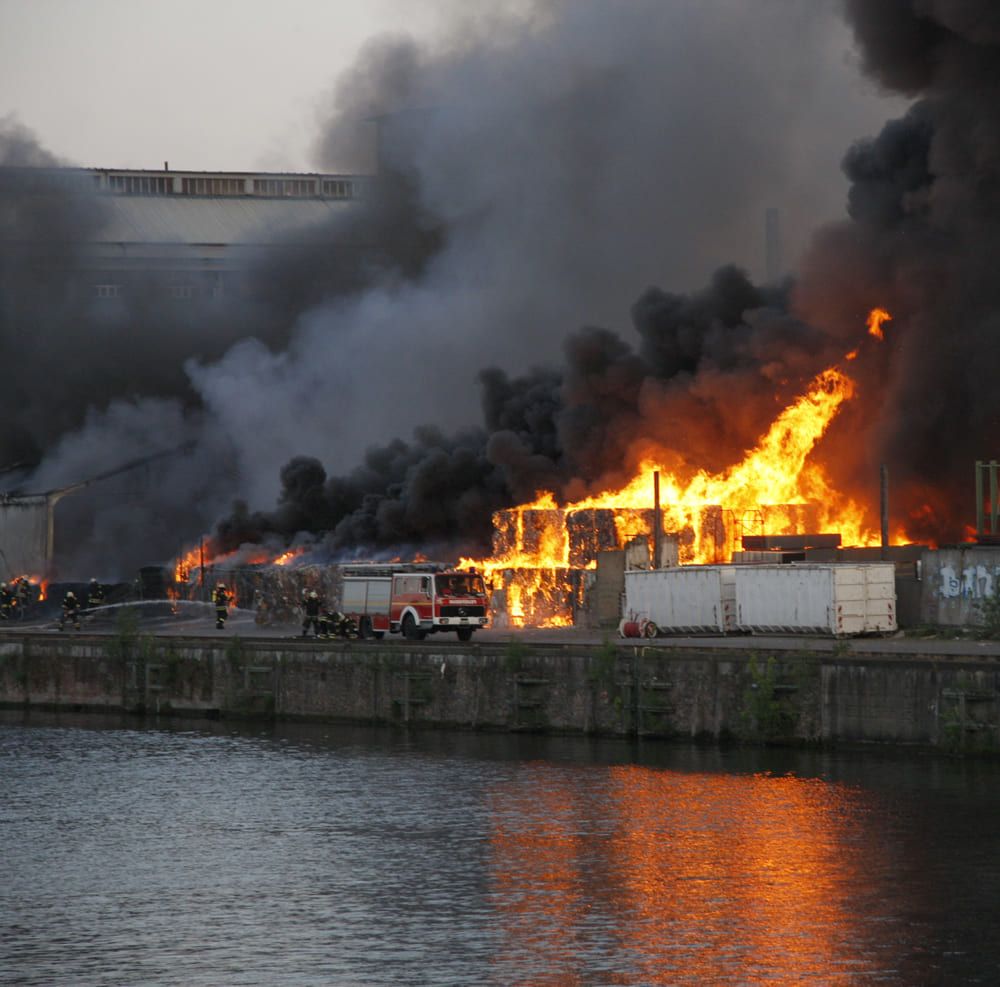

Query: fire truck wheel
[402,613,426,640]
[359,617,374,639]
[456,627,474,642]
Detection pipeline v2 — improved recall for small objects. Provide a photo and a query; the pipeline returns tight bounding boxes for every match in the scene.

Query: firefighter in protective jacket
[326,610,358,639]
[302,590,323,637]
[60,591,81,631]
[0,583,14,620]
[212,583,230,630]
[87,578,105,611]
[13,576,32,614]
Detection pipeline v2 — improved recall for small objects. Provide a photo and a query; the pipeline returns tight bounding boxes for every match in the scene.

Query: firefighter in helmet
[60,590,82,631]
[86,578,105,612]
[0,582,14,620]
[302,589,323,638]
[212,582,231,630]
[323,609,358,639]
[15,576,33,614]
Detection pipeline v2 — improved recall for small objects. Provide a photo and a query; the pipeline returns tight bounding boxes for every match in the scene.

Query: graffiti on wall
[939,564,1000,600]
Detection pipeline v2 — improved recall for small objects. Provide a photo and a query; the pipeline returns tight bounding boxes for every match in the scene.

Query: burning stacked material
[488,567,593,629]
[174,559,344,627]
[481,501,826,627]
[461,363,889,627]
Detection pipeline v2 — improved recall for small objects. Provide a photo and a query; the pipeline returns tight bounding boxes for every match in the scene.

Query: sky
[0,0,538,172]
[2,0,899,177]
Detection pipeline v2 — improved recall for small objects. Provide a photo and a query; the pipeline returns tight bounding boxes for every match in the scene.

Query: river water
[2,711,999,986]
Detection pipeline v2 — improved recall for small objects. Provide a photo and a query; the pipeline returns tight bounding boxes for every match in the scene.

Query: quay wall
[3,634,1000,753]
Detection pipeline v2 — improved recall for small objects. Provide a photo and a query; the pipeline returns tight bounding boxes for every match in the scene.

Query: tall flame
[464,363,877,619]
[866,307,892,340]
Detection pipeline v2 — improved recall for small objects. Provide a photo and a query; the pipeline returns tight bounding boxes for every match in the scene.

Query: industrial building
[4,164,372,301]
[0,164,372,579]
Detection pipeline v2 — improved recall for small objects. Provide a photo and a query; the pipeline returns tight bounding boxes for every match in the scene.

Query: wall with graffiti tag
[920,547,1000,627]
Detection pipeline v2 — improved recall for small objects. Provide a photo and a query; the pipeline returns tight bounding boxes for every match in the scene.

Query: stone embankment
[3,631,1000,753]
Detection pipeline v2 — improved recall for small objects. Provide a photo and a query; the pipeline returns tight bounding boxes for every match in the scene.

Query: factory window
[322,179,355,199]
[167,285,193,300]
[108,174,171,196]
[181,176,246,196]
[252,178,316,197]
[94,284,121,299]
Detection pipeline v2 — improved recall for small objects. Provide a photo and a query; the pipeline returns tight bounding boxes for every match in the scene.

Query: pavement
[3,598,1000,659]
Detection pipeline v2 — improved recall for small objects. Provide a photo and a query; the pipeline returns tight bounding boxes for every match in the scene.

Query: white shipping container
[733,563,897,636]
[623,566,735,634]
[862,563,897,632]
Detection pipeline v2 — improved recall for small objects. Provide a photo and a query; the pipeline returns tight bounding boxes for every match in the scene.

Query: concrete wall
[921,546,1000,627]
[4,634,1000,753]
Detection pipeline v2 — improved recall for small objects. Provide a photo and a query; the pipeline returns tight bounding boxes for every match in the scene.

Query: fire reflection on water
[488,764,879,985]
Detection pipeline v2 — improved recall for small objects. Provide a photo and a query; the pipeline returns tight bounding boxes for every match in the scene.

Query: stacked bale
[177,564,344,627]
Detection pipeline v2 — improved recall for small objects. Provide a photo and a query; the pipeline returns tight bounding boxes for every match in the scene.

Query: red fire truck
[340,563,489,641]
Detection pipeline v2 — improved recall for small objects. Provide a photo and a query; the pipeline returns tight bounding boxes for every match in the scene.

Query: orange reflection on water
[488,774,593,986]
[488,763,872,985]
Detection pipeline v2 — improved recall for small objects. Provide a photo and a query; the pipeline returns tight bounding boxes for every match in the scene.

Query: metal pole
[991,460,999,535]
[976,461,985,536]
[880,464,889,558]
[652,471,662,569]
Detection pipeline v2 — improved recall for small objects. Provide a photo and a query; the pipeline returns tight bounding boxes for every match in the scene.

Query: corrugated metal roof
[94,196,356,245]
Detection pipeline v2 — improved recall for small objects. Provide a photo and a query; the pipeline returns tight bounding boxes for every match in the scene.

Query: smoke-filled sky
[8,0,995,578]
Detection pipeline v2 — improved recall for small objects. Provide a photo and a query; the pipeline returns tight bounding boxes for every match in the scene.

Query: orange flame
[866,307,892,340]
[174,545,203,583]
[463,363,890,625]
[466,366,870,576]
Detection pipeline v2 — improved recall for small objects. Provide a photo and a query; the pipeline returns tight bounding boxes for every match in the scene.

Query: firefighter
[86,578,105,612]
[212,582,231,630]
[60,590,81,631]
[0,582,14,620]
[325,610,358,639]
[15,576,33,613]
[339,611,359,639]
[301,590,323,638]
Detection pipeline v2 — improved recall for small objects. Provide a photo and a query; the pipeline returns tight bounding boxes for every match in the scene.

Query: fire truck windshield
[439,574,484,596]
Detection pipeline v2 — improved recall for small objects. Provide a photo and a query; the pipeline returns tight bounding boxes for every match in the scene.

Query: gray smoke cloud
[3,0,911,575]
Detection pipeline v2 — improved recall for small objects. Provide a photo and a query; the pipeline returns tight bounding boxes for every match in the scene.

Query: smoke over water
[10,0,994,577]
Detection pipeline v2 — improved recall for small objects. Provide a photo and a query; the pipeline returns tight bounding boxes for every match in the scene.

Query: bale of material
[178,564,344,626]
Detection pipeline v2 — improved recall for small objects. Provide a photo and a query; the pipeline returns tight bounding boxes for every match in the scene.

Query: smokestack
[764,207,782,283]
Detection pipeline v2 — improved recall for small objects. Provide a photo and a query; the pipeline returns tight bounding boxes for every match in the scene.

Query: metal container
[623,566,735,634]
[734,563,896,635]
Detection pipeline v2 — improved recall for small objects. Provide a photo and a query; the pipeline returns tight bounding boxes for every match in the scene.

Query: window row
[108,174,172,196]
[100,174,359,199]
[92,282,221,300]
[181,177,246,196]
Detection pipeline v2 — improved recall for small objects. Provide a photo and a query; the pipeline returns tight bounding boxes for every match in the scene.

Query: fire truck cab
[341,563,489,641]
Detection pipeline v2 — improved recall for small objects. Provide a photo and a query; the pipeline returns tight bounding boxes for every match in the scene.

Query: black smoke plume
[793,0,1000,542]
[7,1,948,576]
